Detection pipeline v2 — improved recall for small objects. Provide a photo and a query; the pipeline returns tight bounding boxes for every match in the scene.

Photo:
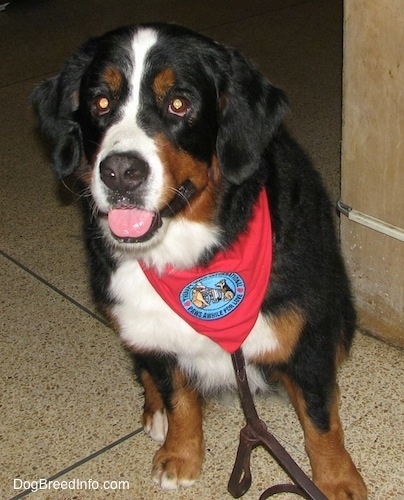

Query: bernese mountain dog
[32,23,367,499]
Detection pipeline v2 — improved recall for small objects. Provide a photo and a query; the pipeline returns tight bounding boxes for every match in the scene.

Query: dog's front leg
[149,368,204,490]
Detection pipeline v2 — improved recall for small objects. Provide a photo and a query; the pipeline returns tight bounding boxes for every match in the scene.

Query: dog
[32,23,367,499]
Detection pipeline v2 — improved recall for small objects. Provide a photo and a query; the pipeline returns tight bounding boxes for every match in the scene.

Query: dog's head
[32,24,287,260]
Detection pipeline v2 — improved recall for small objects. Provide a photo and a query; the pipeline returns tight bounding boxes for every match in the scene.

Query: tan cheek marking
[102,66,123,96]
[185,155,222,223]
[155,134,223,224]
[153,68,176,102]
[253,308,305,364]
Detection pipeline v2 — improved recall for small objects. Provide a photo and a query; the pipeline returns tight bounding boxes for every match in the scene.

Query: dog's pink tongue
[108,208,154,238]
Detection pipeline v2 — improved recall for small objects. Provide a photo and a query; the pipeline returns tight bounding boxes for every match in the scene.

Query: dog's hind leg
[278,373,367,500]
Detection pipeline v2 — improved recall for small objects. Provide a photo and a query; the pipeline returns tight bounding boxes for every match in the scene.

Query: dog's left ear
[217,50,288,185]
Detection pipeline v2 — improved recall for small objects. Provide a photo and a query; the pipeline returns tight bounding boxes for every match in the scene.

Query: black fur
[32,21,356,467]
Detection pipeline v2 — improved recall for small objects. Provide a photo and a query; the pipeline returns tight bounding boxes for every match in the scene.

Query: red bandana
[140,189,272,353]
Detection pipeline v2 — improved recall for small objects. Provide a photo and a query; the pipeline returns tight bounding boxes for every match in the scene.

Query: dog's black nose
[100,153,149,192]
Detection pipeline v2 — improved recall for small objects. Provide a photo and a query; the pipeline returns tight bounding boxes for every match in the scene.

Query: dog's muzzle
[99,152,159,242]
[99,153,196,243]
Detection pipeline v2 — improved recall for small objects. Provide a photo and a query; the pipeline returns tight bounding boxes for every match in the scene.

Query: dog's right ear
[31,40,96,178]
[32,76,83,177]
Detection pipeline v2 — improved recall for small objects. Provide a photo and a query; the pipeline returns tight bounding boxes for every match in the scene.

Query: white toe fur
[152,469,196,490]
[144,409,168,444]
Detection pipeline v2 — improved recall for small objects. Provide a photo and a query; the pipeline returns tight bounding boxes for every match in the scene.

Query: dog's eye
[94,95,111,116]
[168,97,190,117]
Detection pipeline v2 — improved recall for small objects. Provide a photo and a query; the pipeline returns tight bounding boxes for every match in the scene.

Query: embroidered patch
[180,272,245,321]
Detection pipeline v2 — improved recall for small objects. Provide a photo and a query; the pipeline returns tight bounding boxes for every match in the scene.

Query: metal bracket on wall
[337,201,404,242]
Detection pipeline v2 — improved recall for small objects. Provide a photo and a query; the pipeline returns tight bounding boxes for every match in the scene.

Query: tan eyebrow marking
[102,66,123,95]
[153,68,176,102]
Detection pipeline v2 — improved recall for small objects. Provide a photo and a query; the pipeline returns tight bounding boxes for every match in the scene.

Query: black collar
[159,180,196,217]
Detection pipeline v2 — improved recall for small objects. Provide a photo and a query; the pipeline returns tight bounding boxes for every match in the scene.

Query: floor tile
[24,398,307,500]
[338,334,404,498]
[1,255,142,500]
[12,332,403,499]
[0,78,95,311]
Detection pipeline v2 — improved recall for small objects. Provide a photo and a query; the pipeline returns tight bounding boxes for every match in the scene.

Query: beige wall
[341,1,404,345]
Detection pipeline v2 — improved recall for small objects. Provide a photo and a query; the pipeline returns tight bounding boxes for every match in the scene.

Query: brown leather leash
[228,348,327,499]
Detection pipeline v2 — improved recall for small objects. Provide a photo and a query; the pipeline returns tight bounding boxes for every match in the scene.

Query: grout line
[8,427,144,499]
[1,252,143,499]
[0,249,108,326]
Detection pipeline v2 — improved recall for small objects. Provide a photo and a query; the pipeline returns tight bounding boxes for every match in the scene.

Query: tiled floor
[1,1,403,499]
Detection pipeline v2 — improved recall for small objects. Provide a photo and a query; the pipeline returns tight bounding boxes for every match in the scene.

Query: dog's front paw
[319,481,367,500]
[317,462,367,500]
[151,444,203,490]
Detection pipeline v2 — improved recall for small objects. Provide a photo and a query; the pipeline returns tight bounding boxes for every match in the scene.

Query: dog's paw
[143,408,168,444]
[151,446,203,490]
[319,482,367,500]
[317,466,367,500]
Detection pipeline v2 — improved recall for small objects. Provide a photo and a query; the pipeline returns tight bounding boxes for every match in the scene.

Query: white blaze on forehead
[92,27,164,212]
[129,28,158,116]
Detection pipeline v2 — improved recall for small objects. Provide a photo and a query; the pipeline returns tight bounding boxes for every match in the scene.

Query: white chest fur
[109,259,279,394]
